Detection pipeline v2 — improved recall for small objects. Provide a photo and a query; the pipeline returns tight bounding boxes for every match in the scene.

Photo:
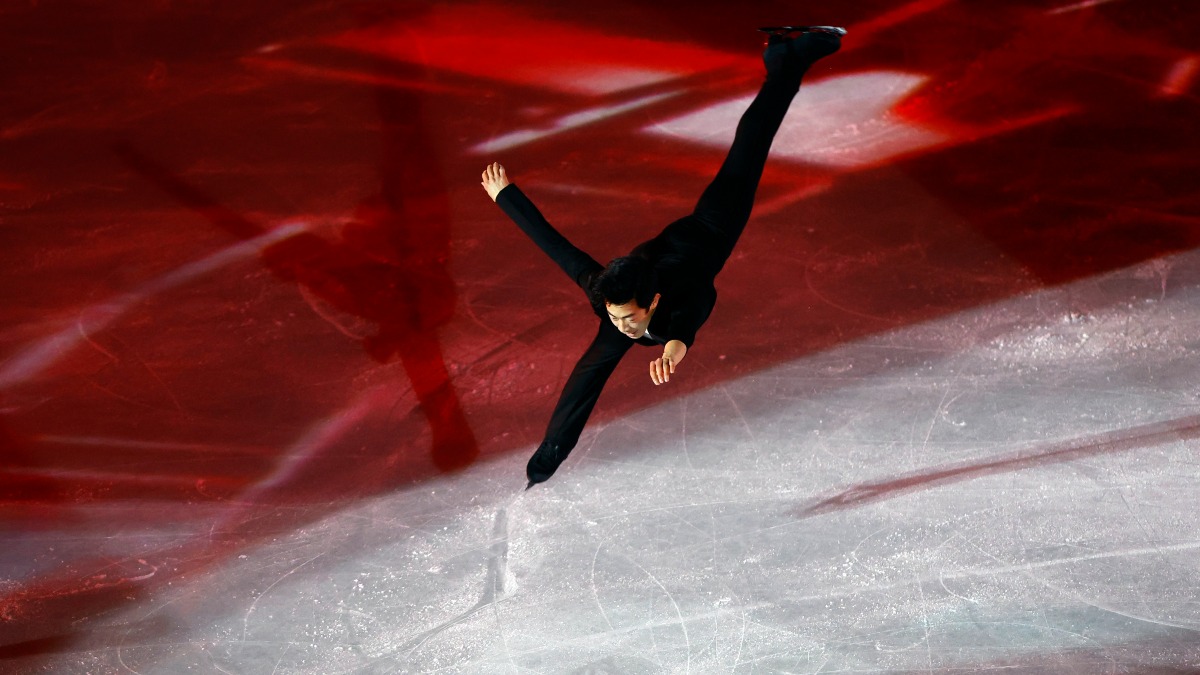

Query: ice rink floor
[2,1,1199,673]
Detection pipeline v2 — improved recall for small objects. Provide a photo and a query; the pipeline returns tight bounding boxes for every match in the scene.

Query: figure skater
[481,26,845,488]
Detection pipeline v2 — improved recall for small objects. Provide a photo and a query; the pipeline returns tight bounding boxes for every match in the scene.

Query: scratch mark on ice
[400,506,514,658]
[240,553,325,647]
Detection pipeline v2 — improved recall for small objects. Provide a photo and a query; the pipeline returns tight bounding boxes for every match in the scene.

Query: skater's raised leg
[691,29,843,271]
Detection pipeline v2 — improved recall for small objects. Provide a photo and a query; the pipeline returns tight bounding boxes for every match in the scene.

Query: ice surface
[3,1,1198,673]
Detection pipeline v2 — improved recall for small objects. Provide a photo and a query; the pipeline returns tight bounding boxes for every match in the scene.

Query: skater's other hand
[481,162,511,201]
[650,340,687,385]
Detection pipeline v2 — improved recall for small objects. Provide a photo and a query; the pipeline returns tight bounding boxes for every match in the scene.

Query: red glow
[1159,55,1199,97]
[323,5,744,94]
[845,0,957,41]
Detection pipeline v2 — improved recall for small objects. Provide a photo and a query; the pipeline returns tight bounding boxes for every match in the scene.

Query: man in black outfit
[482,27,844,488]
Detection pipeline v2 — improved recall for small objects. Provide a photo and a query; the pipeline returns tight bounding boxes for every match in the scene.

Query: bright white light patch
[536,64,681,96]
[472,91,680,154]
[1048,0,1123,15]
[645,71,950,169]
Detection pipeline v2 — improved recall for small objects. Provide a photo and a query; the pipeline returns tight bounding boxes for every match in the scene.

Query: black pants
[650,70,803,277]
[528,69,806,483]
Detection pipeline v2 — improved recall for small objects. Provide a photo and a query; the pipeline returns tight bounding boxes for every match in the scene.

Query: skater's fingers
[482,163,509,187]
[649,358,670,385]
[482,162,510,201]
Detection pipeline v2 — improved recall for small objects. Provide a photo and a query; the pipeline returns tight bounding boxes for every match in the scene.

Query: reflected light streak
[0,467,229,486]
[324,5,739,96]
[753,181,835,217]
[1159,55,1198,98]
[0,224,307,390]
[540,65,688,97]
[35,435,272,454]
[242,55,478,96]
[472,91,680,154]
[847,0,957,41]
[1049,0,1124,14]
[212,384,396,532]
[647,71,949,169]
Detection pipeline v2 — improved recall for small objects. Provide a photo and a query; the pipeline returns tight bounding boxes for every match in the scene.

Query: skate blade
[758,26,847,37]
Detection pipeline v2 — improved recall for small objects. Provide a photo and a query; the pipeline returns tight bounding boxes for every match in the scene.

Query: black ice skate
[760,25,844,78]
[758,25,848,39]
[525,440,567,489]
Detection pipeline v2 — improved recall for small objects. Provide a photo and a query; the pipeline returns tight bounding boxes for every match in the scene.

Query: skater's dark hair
[591,256,657,309]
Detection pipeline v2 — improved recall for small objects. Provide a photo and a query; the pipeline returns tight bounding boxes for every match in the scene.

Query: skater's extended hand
[481,162,511,201]
[650,340,687,385]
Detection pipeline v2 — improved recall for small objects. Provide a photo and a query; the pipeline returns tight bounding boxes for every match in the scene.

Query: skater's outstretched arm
[483,162,603,292]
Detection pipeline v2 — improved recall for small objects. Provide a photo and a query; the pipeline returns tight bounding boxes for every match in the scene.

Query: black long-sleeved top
[496,184,718,449]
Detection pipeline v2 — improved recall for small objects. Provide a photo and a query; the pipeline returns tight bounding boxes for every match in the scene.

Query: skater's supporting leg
[526,324,632,487]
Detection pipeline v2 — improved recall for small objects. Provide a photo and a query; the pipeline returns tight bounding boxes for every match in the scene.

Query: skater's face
[606,294,659,339]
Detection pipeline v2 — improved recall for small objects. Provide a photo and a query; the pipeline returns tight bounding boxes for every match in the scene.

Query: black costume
[493,30,841,486]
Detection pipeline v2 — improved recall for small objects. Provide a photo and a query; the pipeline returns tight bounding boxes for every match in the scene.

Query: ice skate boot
[760,25,844,77]
[525,440,567,489]
[760,25,847,38]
